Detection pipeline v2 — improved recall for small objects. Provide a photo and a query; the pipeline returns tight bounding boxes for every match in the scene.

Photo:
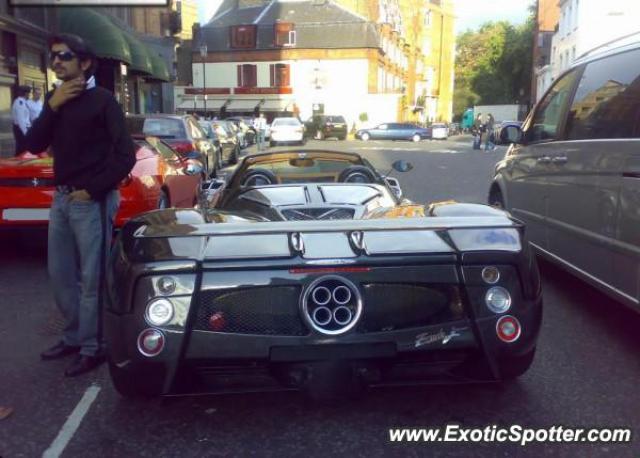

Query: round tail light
[137,328,165,357]
[496,315,521,343]
[208,312,226,331]
[485,286,512,313]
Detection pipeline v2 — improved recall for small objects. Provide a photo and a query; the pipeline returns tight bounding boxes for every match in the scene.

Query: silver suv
[489,33,640,312]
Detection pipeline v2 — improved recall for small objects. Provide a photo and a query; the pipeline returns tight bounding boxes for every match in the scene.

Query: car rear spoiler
[135,215,521,238]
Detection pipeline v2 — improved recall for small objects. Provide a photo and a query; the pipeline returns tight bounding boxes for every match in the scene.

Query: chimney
[238,0,269,8]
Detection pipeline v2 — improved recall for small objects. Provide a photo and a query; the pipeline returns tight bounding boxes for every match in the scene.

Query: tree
[453,5,535,119]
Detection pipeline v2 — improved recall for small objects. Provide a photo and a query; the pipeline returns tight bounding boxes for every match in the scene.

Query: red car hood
[0,157,54,179]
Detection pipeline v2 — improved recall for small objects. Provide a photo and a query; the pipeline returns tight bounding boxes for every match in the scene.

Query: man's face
[33,89,42,101]
[50,43,90,82]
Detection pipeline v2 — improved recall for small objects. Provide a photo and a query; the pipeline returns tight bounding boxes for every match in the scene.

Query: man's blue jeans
[48,190,119,356]
[257,130,265,151]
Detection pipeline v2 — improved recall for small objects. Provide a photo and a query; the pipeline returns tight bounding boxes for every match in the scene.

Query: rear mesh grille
[196,286,308,336]
[358,283,463,333]
[281,207,355,221]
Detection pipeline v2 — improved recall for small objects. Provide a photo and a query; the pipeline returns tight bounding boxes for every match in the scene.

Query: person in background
[28,33,136,377]
[11,85,31,155]
[472,113,483,150]
[27,87,44,123]
[254,113,267,151]
[484,113,495,151]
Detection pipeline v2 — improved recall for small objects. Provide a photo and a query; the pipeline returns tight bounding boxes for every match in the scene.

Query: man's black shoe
[40,341,81,360]
[64,355,105,377]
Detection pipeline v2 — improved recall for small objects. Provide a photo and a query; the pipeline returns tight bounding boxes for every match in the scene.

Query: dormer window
[230,25,257,49]
[274,22,296,47]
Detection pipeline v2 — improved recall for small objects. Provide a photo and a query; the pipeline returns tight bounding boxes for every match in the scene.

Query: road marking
[42,384,101,458]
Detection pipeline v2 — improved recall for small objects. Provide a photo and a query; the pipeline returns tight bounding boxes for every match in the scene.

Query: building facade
[178,0,454,126]
[0,1,56,155]
[536,0,640,101]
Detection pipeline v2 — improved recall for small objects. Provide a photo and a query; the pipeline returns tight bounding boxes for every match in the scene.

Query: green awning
[58,7,132,64]
[120,32,154,75]
[148,53,171,82]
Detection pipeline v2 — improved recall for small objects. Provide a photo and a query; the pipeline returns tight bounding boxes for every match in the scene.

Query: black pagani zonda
[104,150,542,399]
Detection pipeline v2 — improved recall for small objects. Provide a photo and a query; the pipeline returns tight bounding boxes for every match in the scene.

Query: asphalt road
[1,138,639,457]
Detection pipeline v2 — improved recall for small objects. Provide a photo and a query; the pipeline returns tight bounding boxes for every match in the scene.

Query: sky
[454,0,533,33]
[196,0,533,32]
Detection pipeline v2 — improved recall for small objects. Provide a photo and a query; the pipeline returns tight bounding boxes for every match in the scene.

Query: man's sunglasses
[49,51,77,62]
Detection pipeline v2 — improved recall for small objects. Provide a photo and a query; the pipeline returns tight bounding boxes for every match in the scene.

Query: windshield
[235,153,368,185]
[272,118,301,127]
[139,118,186,138]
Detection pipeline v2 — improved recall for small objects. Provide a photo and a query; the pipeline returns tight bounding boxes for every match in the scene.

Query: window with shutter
[274,22,295,47]
[230,25,257,49]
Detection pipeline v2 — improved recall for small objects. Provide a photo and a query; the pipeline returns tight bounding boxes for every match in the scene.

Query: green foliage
[358,112,368,122]
[453,7,535,118]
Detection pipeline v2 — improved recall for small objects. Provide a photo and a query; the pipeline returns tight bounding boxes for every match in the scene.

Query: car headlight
[145,299,174,326]
[485,286,511,313]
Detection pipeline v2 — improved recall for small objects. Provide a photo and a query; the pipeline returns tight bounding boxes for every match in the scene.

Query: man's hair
[49,33,97,78]
[17,85,31,97]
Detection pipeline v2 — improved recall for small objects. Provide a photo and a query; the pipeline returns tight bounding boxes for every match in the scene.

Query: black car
[126,114,219,177]
[305,115,348,140]
[356,123,432,142]
[105,150,542,400]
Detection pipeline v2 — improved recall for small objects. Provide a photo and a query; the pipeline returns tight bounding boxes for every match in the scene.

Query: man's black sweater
[26,85,136,201]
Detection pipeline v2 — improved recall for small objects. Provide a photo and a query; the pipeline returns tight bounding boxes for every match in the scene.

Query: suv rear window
[326,116,346,123]
[139,118,186,138]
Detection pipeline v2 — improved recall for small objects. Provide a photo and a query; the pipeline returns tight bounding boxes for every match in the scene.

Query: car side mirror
[385,177,403,199]
[392,160,414,173]
[500,126,522,144]
[183,160,204,176]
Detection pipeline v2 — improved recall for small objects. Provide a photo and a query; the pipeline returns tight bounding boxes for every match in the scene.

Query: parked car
[489,33,640,312]
[448,122,461,135]
[226,117,256,146]
[269,117,305,146]
[105,149,542,399]
[431,123,449,140]
[304,115,348,140]
[199,120,239,165]
[126,114,219,177]
[356,123,431,142]
[0,136,204,229]
[222,120,247,150]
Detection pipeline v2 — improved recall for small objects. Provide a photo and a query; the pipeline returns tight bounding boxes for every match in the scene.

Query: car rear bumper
[105,293,541,395]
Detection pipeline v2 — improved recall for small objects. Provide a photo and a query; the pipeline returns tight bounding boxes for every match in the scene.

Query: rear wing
[126,216,523,261]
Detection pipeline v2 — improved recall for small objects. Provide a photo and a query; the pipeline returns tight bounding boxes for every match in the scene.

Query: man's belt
[55,185,79,194]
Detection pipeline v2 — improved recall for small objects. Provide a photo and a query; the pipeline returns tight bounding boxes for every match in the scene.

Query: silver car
[489,32,640,312]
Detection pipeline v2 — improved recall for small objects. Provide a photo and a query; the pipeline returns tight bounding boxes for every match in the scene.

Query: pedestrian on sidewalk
[26,34,136,377]
[484,113,496,151]
[11,85,31,155]
[472,113,483,150]
[27,87,44,123]
[254,113,267,151]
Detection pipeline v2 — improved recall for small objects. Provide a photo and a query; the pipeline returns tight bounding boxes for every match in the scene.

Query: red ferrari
[0,136,203,228]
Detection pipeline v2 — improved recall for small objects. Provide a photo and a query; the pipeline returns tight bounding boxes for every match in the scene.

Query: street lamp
[199,44,207,117]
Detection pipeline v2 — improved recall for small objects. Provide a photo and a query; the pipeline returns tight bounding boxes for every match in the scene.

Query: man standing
[27,87,44,123]
[26,34,136,377]
[254,113,267,151]
[11,85,31,155]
